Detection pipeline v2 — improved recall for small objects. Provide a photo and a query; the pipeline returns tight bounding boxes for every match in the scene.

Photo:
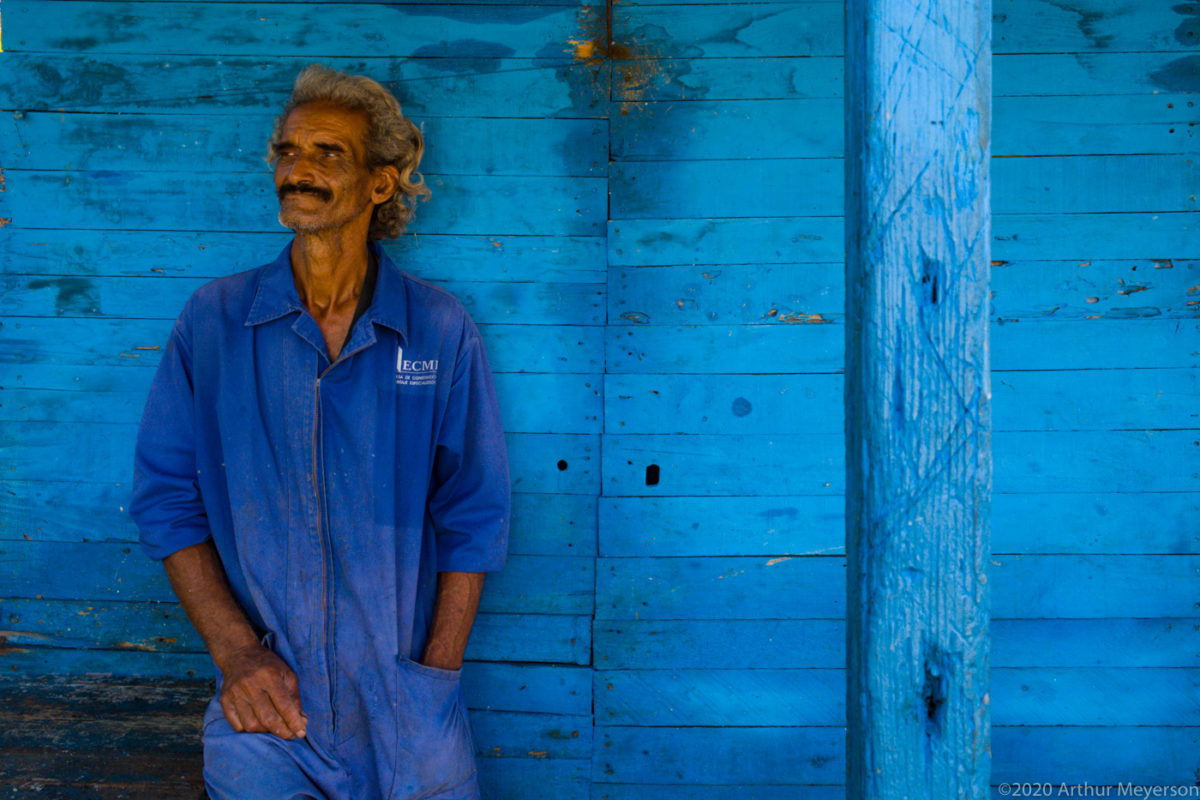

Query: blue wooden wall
[0,0,1197,796]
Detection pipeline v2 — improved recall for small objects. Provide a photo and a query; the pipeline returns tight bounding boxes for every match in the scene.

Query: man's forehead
[280,101,370,146]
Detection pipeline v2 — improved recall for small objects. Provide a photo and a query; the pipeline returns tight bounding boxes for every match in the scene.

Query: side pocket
[390,656,475,799]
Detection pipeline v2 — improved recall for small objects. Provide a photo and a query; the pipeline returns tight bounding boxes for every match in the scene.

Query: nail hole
[557,460,568,471]
[645,464,660,486]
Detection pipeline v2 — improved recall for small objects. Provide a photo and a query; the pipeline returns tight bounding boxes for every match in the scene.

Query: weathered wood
[609,155,1200,217]
[611,96,1195,159]
[0,228,607,283]
[596,555,1199,620]
[3,2,606,57]
[0,171,608,236]
[0,112,608,176]
[608,213,1200,266]
[604,369,1200,433]
[606,319,1200,373]
[2,372,606,435]
[608,259,1200,326]
[0,54,610,118]
[599,492,1200,556]
[593,618,1200,669]
[611,54,1200,100]
[0,274,607,327]
[0,539,597,615]
[600,430,1200,494]
[595,726,1200,787]
[0,483,598,556]
[611,1,1194,55]
[593,667,1199,726]
[1,318,606,373]
[0,599,593,665]
[1,423,602,493]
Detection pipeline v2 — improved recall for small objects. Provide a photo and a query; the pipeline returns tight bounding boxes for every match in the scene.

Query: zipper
[312,358,339,737]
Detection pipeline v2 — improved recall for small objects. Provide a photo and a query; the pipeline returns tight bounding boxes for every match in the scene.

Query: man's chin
[278,211,333,233]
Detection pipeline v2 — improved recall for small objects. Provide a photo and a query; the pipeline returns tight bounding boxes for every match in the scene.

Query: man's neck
[290,229,371,316]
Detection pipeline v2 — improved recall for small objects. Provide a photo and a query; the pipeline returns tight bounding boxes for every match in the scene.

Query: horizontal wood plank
[592,618,1200,669]
[609,214,1200,266]
[598,492,1200,557]
[596,555,1200,620]
[607,319,1200,372]
[611,96,1196,159]
[0,599,593,665]
[604,369,1200,433]
[0,483,597,556]
[610,156,1199,217]
[608,260,1200,326]
[601,431,1200,495]
[595,667,1199,726]
[0,540,595,615]
[0,170,607,236]
[594,725,1200,786]
[0,274,606,326]
[1,318,605,372]
[610,1,1196,56]
[613,53,1200,100]
[0,229,607,283]
[4,2,606,58]
[0,112,607,177]
[1,372,605,434]
[1,423,600,494]
[0,54,610,118]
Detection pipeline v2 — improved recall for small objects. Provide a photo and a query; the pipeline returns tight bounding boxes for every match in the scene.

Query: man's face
[273,101,390,235]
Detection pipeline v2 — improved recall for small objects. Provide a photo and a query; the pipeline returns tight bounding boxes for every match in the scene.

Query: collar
[244,240,409,345]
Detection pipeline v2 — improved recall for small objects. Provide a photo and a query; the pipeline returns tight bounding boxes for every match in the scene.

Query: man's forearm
[163,540,260,670]
[163,539,307,738]
[421,571,485,670]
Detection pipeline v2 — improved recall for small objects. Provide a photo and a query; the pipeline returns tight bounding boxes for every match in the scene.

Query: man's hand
[217,643,308,739]
[161,541,309,739]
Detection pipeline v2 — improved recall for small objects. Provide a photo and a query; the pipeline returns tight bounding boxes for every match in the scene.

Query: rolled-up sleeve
[130,305,212,560]
[427,317,510,573]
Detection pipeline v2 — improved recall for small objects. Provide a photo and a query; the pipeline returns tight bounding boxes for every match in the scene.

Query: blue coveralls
[130,242,510,800]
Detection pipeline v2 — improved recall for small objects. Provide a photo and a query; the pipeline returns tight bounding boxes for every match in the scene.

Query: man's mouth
[279,185,332,202]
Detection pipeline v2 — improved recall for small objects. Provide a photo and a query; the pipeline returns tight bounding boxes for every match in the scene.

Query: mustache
[278,183,332,202]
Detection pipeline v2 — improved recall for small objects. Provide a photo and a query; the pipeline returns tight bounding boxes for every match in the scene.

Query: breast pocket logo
[396,347,439,387]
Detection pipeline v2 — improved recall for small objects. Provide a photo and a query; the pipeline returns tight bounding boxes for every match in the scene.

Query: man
[130,64,510,800]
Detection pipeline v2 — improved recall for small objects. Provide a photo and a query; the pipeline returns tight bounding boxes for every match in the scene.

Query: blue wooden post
[844,0,992,796]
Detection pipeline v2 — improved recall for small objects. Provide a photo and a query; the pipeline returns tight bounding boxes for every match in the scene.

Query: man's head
[268,64,431,241]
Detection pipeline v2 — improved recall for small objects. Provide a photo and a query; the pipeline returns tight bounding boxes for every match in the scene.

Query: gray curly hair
[267,64,431,240]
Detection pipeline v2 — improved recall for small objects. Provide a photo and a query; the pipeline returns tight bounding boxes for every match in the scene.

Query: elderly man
[131,65,509,800]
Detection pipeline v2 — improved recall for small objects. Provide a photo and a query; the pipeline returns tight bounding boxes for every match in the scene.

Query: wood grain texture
[0,54,611,118]
[612,54,1200,100]
[594,726,1200,787]
[0,170,608,236]
[0,228,608,283]
[0,482,598,556]
[1,318,605,372]
[3,2,607,58]
[598,492,1200,557]
[593,667,1199,726]
[593,618,1200,669]
[0,539,596,615]
[595,555,1200,620]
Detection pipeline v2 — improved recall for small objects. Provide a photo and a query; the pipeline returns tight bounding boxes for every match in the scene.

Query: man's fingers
[221,694,246,733]
[270,691,308,738]
[249,688,294,739]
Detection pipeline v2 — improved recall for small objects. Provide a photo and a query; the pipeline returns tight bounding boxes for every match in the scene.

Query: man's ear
[372,165,401,205]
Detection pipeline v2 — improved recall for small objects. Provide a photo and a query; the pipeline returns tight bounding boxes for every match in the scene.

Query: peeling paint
[765,556,792,566]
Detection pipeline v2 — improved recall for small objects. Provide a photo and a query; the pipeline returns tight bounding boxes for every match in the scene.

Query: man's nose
[280,153,317,184]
